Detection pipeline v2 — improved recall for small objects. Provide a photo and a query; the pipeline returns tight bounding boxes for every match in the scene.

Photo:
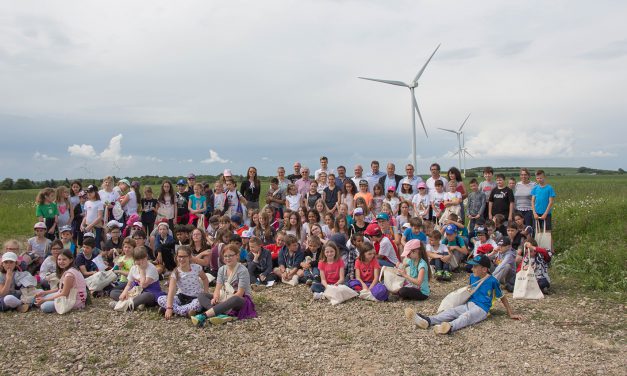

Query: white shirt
[314,168,335,181]
[378,236,399,265]
[128,263,160,284]
[84,200,104,226]
[426,176,448,194]
[98,189,119,205]
[286,194,302,211]
[123,190,138,216]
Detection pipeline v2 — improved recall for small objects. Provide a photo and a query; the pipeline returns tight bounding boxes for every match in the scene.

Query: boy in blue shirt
[531,169,555,234]
[405,254,522,334]
[441,224,469,267]
[400,217,427,249]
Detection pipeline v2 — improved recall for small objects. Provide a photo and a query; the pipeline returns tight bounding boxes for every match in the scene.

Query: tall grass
[550,176,627,294]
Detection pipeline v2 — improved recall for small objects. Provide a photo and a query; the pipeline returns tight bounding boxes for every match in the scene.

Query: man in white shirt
[314,156,335,181]
[351,165,367,191]
[426,163,448,194]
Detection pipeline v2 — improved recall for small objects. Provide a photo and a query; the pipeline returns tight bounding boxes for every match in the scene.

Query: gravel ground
[1,274,624,376]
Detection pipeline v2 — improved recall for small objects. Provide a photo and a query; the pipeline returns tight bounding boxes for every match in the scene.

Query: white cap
[1,252,18,262]
[107,220,123,228]
[34,222,46,230]
[132,222,143,228]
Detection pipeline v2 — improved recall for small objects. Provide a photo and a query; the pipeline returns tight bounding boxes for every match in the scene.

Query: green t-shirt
[36,203,59,219]
[115,255,134,283]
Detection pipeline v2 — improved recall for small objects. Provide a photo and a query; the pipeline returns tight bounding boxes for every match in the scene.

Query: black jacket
[378,174,403,191]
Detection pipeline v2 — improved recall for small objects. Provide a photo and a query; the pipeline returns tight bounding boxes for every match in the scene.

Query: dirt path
[1,275,624,376]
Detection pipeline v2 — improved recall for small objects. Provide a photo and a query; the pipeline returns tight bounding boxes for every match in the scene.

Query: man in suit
[379,163,403,192]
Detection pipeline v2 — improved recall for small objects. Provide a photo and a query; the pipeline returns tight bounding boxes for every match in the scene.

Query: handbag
[370,282,389,301]
[379,266,406,293]
[437,275,489,313]
[196,214,206,230]
[513,248,544,300]
[218,269,237,303]
[535,221,552,250]
[358,290,377,302]
[85,270,118,292]
[54,288,78,314]
[114,285,143,312]
[323,284,358,305]
[112,201,125,221]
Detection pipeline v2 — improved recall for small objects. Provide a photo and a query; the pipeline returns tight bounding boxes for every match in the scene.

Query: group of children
[0,163,555,334]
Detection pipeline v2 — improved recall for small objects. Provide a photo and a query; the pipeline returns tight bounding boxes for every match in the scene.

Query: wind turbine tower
[359,44,441,168]
[438,113,471,172]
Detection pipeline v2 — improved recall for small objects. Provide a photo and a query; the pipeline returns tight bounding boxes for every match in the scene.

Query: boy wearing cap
[364,223,399,267]
[441,224,469,268]
[489,237,517,292]
[102,221,123,265]
[354,180,373,208]
[59,225,77,256]
[348,208,369,237]
[406,254,521,334]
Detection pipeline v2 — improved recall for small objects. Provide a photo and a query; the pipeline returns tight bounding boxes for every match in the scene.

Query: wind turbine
[359,44,441,168]
[438,113,471,171]
[452,132,474,177]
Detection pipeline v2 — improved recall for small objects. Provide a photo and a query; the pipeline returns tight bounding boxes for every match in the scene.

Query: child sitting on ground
[405,254,522,335]
[518,238,553,295]
[426,230,452,281]
[311,241,345,299]
[488,237,517,292]
[273,234,304,284]
[298,234,322,285]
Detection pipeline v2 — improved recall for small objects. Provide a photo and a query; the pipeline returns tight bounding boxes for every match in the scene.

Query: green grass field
[1,177,625,295]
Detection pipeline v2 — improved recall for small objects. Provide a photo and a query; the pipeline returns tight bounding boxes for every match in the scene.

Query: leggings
[157,294,202,316]
[110,289,157,307]
[197,293,244,316]
[398,287,429,301]
[0,294,22,311]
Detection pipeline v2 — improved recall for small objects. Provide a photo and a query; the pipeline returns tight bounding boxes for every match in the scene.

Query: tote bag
[85,270,118,292]
[513,250,544,300]
[324,285,358,305]
[379,266,406,293]
[54,288,78,314]
[535,221,552,250]
[437,275,488,313]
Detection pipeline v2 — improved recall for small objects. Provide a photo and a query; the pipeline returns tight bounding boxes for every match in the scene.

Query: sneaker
[433,322,452,335]
[435,270,443,281]
[209,314,236,325]
[17,304,30,313]
[187,309,198,318]
[312,292,324,300]
[191,313,207,328]
[443,271,452,281]
[135,304,146,311]
[108,301,117,309]
[541,287,551,295]
[305,279,313,286]
[404,308,430,329]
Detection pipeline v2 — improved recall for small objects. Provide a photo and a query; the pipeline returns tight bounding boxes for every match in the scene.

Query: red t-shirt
[263,244,281,260]
[355,258,380,283]
[318,259,345,285]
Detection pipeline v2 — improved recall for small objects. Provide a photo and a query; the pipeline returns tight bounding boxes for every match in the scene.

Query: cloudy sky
[1,0,625,180]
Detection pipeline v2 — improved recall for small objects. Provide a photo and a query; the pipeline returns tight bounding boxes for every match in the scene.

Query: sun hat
[223,169,232,177]
[1,252,18,263]
[34,222,47,230]
[118,179,131,187]
[402,239,422,258]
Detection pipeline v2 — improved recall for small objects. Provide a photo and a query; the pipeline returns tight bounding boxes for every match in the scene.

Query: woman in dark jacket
[240,166,261,210]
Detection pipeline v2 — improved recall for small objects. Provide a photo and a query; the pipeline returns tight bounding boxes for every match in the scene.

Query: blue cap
[444,224,458,234]
[177,179,186,185]
[376,213,390,221]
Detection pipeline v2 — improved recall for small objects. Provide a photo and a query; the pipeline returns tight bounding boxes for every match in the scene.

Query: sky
[0,0,625,180]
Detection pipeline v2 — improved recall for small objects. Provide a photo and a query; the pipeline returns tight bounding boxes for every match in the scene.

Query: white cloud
[67,134,131,161]
[33,151,59,161]
[590,150,617,157]
[464,129,574,158]
[200,149,229,164]
[145,156,163,162]
[67,144,97,158]
[99,134,131,161]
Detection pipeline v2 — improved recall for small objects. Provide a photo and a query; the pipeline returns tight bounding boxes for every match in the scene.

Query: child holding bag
[311,241,345,299]
[350,242,380,292]
[35,249,87,314]
[405,254,521,335]
[397,240,430,301]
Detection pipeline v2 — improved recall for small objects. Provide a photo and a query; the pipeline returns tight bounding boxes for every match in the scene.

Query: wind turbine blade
[413,43,441,85]
[458,113,471,132]
[465,150,474,158]
[437,127,457,134]
[413,93,428,137]
[452,150,460,156]
[358,77,409,87]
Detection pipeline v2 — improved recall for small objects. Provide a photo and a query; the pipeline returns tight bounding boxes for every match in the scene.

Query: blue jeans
[302,267,320,282]
[430,257,450,272]
[40,293,58,313]
[378,259,395,268]
[310,282,326,293]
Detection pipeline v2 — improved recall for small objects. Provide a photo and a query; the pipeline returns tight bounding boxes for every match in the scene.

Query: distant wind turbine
[359,44,441,168]
[438,113,471,172]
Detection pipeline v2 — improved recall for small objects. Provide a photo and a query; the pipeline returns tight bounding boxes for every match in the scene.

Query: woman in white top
[99,176,120,223]
[81,185,104,249]
[514,168,536,227]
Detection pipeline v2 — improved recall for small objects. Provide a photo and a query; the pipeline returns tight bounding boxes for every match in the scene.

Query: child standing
[25,222,52,273]
[187,183,207,227]
[156,180,176,228]
[72,191,86,245]
[141,186,158,235]
[406,254,521,334]
[158,246,210,319]
[412,182,430,221]
[56,186,73,230]
[430,180,446,223]
[398,179,415,208]
[383,186,401,216]
[531,169,556,235]
[80,185,104,249]
[311,241,345,299]
[35,188,58,241]
[488,174,515,223]
[285,183,302,212]
[371,183,385,215]
[466,178,486,234]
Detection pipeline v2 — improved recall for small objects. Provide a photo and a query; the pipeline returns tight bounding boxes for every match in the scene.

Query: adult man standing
[379,163,403,192]
[295,166,312,196]
[287,162,302,183]
[398,164,423,194]
[426,163,448,194]
[366,160,386,193]
[314,156,335,181]
[335,165,349,190]
[351,165,367,191]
